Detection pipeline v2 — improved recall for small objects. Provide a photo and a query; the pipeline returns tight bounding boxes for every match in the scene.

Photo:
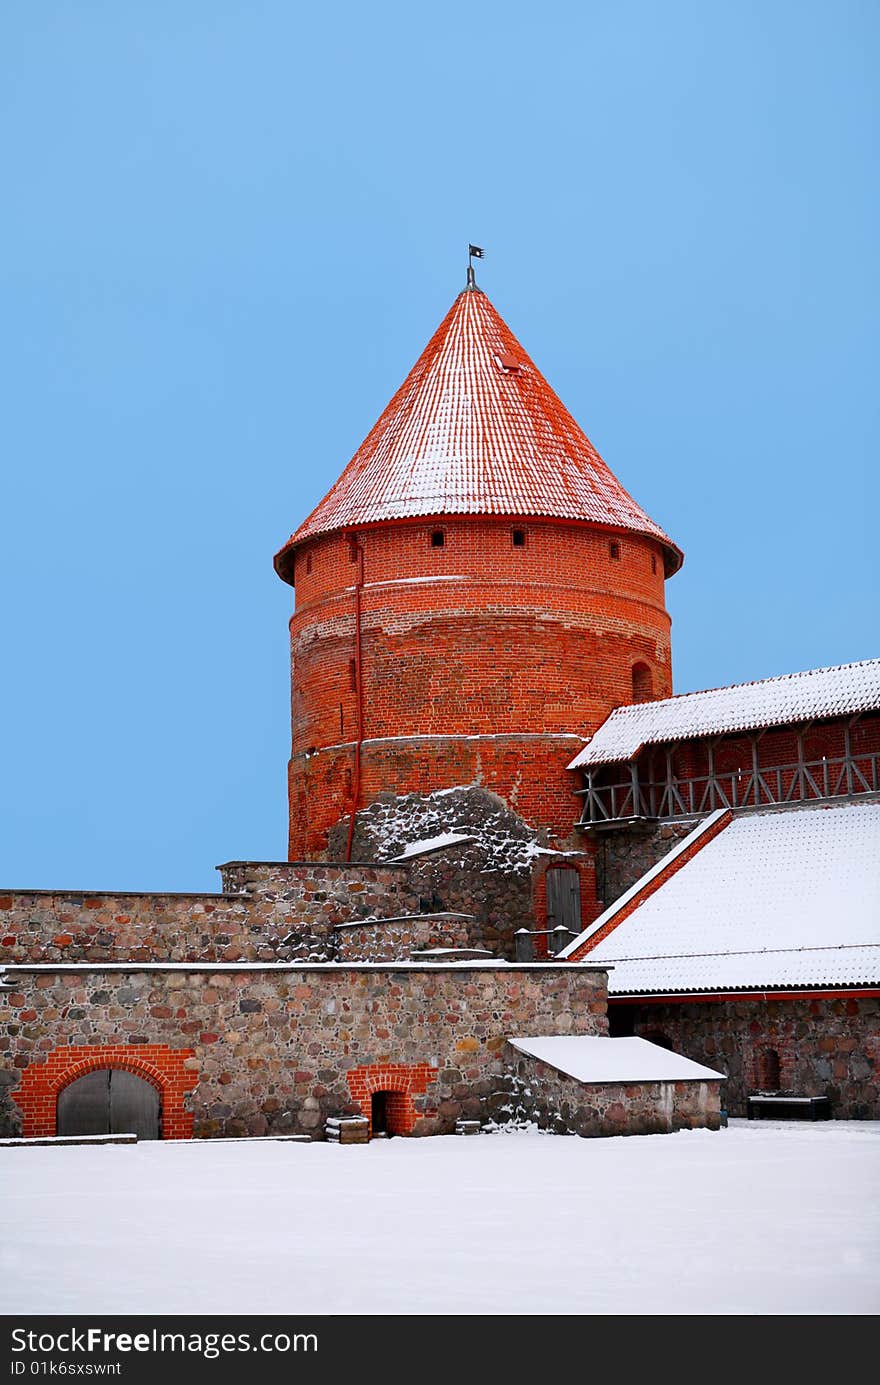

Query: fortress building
[274,275,681,862]
[1,265,876,1142]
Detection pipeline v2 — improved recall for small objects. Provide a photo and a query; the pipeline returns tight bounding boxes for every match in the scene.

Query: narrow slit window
[651,553,657,574]
[512,529,526,548]
[609,541,621,560]
[348,658,357,692]
[431,530,445,548]
[306,553,313,574]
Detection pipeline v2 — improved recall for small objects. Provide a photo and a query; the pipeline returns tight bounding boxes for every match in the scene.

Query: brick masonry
[0,964,609,1139]
[612,995,880,1119]
[285,517,673,855]
[494,1045,722,1136]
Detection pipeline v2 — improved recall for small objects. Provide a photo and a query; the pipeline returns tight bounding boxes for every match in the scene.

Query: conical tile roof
[275,285,682,581]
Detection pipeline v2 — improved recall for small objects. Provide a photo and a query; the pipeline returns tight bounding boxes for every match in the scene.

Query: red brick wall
[346,1061,438,1135]
[285,517,674,855]
[636,714,880,801]
[13,1043,197,1139]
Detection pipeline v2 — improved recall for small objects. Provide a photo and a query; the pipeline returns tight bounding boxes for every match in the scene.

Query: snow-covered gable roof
[509,1035,724,1083]
[563,800,880,994]
[275,285,681,582]
[568,658,880,769]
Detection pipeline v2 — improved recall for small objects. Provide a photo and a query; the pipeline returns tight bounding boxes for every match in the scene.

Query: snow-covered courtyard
[3,1122,879,1316]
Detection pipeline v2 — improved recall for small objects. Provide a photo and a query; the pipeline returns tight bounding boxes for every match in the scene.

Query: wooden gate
[57,1069,161,1140]
[546,868,581,952]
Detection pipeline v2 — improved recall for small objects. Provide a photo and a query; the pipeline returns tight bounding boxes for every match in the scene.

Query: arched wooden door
[57,1070,161,1140]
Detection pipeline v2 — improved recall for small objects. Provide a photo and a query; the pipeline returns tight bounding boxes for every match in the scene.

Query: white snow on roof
[568,659,880,767]
[509,1036,724,1083]
[386,832,475,861]
[568,800,880,993]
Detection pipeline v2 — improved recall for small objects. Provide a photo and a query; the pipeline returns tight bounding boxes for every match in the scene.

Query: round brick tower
[275,277,682,859]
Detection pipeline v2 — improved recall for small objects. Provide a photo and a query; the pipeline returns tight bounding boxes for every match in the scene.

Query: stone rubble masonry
[0,864,413,966]
[593,821,696,911]
[0,964,609,1139]
[0,788,600,969]
[327,786,601,953]
[286,518,673,856]
[493,1046,722,1136]
[0,857,516,967]
[616,995,880,1120]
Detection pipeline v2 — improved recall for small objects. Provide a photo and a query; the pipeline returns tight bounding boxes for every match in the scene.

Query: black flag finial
[467,243,485,288]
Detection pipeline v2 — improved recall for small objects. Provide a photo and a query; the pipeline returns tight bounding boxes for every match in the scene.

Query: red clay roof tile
[275,286,682,582]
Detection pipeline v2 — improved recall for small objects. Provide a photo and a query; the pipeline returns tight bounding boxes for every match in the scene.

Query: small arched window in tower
[760,1048,781,1091]
[512,528,526,548]
[609,540,621,560]
[632,662,653,703]
[431,529,445,548]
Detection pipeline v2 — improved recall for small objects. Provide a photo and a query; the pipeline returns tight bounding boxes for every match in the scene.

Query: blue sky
[1,2,877,890]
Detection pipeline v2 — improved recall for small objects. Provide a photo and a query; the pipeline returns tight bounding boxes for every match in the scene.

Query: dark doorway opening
[760,1048,781,1091]
[57,1069,161,1140]
[371,1090,389,1136]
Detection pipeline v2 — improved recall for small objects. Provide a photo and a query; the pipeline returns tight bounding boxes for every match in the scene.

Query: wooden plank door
[56,1068,161,1139]
[546,868,581,952]
[57,1070,110,1136]
[109,1070,160,1140]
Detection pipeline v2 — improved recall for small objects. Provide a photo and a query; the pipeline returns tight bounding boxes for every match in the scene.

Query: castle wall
[0,963,609,1139]
[0,839,547,968]
[286,518,672,855]
[0,865,419,965]
[612,995,880,1119]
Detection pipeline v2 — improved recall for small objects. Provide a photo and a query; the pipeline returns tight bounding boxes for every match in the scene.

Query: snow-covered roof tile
[568,659,880,768]
[275,286,681,581]
[509,1035,724,1083]
[567,800,880,994]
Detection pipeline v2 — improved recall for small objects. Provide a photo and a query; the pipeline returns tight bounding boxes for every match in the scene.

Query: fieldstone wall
[0,864,418,967]
[593,821,694,909]
[0,844,546,968]
[1,963,609,1139]
[491,1046,722,1135]
[328,786,593,956]
[613,995,880,1119]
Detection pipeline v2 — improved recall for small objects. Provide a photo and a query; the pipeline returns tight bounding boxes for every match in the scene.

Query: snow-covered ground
[3,1122,879,1315]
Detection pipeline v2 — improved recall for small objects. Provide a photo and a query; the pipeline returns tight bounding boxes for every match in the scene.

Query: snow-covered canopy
[562,800,880,994]
[510,1035,723,1083]
[568,658,880,768]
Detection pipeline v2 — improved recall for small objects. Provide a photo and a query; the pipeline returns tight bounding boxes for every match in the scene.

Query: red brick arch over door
[13,1044,197,1140]
[346,1062,438,1136]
